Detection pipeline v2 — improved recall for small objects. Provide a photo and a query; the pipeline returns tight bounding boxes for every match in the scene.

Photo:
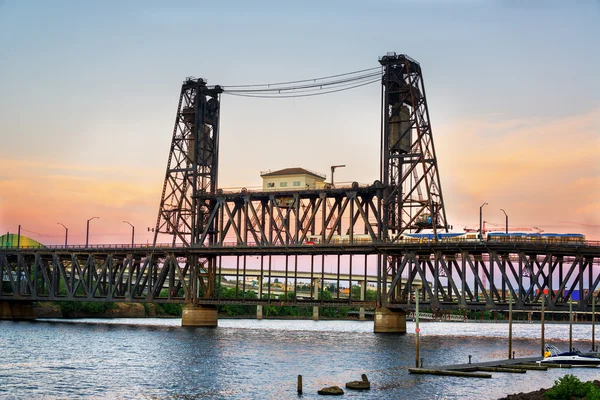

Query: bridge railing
[1,239,599,251]
[406,311,468,322]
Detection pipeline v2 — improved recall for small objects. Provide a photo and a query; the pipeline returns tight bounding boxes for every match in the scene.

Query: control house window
[280,182,288,187]
[267,182,275,188]
[293,181,301,187]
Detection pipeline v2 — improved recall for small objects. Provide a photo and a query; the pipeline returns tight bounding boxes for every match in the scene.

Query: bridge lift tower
[153,77,223,304]
[379,53,447,239]
[153,77,223,247]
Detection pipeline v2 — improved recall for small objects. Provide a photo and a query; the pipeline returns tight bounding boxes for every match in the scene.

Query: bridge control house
[260,167,327,191]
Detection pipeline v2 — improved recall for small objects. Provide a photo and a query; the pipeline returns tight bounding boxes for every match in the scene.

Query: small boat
[538,344,600,367]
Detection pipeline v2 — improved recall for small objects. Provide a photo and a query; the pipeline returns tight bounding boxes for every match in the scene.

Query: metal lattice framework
[379,53,447,238]
[194,186,383,247]
[153,77,223,247]
[383,249,600,311]
[1,245,598,311]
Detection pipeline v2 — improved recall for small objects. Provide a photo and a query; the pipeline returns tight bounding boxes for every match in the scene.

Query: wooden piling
[541,295,545,357]
[408,368,491,378]
[569,297,573,352]
[415,287,420,368]
[297,375,302,395]
[508,292,513,359]
[592,298,596,352]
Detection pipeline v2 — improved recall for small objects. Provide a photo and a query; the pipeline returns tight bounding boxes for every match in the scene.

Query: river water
[1,318,598,399]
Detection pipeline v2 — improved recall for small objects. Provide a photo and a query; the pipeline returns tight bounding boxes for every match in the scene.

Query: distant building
[260,167,327,191]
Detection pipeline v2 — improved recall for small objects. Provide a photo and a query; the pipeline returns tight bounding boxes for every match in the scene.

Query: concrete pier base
[0,301,36,320]
[313,306,319,321]
[181,305,218,327]
[359,307,365,321]
[374,308,406,333]
[256,305,263,320]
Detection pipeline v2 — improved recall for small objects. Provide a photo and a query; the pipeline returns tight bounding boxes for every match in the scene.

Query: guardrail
[1,239,599,251]
[407,311,467,322]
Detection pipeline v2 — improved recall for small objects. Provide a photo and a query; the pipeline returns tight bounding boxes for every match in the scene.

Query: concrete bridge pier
[0,301,36,320]
[312,278,320,321]
[256,305,263,320]
[358,280,366,321]
[374,308,406,333]
[181,305,218,327]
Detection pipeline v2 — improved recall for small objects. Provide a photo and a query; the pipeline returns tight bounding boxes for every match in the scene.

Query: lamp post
[57,223,68,247]
[330,164,346,187]
[123,221,134,247]
[86,216,99,248]
[500,209,508,234]
[479,203,488,241]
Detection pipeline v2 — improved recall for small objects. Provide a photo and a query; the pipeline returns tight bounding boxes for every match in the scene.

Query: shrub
[155,303,182,316]
[81,302,106,314]
[58,301,82,317]
[545,374,593,400]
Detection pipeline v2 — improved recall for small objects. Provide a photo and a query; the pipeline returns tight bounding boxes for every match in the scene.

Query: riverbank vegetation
[500,375,600,400]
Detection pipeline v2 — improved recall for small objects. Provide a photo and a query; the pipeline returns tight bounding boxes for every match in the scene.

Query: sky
[0,0,598,245]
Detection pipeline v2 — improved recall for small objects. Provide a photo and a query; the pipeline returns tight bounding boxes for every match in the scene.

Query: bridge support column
[374,308,406,333]
[0,301,36,320]
[181,305,218,327]
[359,280,365,321]
[256,305,263,320]
[312,278,320,321]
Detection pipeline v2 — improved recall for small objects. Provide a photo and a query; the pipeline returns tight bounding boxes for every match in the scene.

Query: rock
[346,380,370,390]
[318,386,344,395]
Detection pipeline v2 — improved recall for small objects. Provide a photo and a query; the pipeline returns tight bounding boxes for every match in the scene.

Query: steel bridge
[2,241,599,312]
[2,53,599,327]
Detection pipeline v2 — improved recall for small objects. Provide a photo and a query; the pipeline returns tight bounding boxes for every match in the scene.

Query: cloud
[436,107,600,238]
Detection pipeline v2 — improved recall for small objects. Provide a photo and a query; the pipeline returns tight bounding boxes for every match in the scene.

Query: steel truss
[2,245,598,312]
[379,53,447,237]
[194,186,383,247]
[153,77,223,247]
[0,251,214,304]
[383,249,600,311]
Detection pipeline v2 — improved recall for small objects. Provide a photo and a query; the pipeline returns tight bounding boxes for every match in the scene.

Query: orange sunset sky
[1,1,599,244]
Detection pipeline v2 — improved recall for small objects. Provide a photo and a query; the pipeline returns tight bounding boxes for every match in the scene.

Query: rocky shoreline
[498,379,600,400]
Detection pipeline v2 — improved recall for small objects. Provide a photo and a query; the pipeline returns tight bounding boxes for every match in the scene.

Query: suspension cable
[222,66,381,89]
[224,72,381,94]
[223,77,380,99]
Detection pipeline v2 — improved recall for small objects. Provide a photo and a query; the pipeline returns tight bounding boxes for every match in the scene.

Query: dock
[408,356,573,378]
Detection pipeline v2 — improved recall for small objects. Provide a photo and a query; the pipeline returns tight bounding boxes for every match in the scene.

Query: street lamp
[57,223,68,247]
[500,209,508,234]
[479,203,488,241]
[123,221,134,247]
[330,164,346,187]
[86,216,99,248]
